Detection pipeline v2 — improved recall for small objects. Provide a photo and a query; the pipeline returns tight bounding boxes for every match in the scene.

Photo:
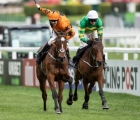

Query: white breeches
[48,30,57,45]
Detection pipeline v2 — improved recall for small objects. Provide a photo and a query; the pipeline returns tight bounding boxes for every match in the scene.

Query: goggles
[89,19,97,22]
[50,20,58,23]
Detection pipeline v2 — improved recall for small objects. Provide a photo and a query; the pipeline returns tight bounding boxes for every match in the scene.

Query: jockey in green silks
[72,10,108,70]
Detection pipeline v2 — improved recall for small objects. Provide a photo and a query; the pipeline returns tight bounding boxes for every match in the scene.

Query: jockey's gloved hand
[48,38,55,45]
[95,38,100,41]
[81,38,87,43]
[36,4,40,9]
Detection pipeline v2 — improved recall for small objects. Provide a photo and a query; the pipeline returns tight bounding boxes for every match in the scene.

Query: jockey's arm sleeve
[97,26,103,37]
[39,7,51,16]
[99,36,103,41]
[78,26,86,42]
[62,24,75,40]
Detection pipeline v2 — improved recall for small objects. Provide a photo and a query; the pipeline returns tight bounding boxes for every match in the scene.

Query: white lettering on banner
[8,61,21,76]
[97,60,140,96]
[0,61,4,74]
[25,62,33,86]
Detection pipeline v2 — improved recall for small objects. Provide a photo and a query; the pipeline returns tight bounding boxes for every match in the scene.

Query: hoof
[66,99,73,105]
[103,106,109,109]
[102,103,109,109]
[82,106,88,109]
[73,96,78,101]
[82,102,88,109]
[55,109,61,114]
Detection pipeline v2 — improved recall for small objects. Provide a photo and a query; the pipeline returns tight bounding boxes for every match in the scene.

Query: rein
[81,46,103,68]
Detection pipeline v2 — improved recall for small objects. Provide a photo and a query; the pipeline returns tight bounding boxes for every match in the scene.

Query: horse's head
[53,29,70,62]
[90,38,104,67]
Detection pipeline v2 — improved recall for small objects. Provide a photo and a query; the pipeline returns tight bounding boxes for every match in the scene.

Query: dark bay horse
[73,37,109,109]
[36,29,73,114]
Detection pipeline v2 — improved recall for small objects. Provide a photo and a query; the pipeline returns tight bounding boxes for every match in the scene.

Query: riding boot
[72,48,81,67]
[36,43,50,65]
[66,49,76,68]
[103,54,108,70]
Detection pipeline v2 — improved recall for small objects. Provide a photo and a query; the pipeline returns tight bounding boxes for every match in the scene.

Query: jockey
[35,4,75,66]
[73,10,108,69]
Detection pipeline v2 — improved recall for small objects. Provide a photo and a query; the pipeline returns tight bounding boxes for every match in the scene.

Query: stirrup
[69,60,76,68]
[35,53,38,57]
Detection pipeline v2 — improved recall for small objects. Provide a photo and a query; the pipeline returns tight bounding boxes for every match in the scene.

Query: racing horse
[36,29,73,114]
[73,36,109,109]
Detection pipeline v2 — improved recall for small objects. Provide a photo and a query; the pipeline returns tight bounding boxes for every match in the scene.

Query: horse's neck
[84,46,96,65]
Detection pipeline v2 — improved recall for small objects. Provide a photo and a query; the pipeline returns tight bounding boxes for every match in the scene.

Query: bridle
[82,41,104,68]
[47,37,67,62]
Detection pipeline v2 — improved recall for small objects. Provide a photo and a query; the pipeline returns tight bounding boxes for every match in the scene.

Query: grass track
[0,85,140,120]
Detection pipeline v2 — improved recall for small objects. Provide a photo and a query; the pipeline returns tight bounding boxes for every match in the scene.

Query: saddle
[41,46,51,61]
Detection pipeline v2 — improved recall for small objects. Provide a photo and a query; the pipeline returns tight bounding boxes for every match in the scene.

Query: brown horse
[73,37,109,109]
[36,29,73,114]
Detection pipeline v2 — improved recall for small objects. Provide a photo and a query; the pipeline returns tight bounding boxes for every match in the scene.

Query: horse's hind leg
[98,78,109,109]
[73,69,81,101]
[39,79,47,111]
[66,76,73,106]
[82,78,89,109]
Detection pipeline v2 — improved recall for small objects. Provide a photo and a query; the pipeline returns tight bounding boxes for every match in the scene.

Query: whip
[34,0,37,4]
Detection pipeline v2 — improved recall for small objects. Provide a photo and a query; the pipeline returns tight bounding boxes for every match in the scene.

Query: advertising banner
[22,59,36,86]
[96,60,140,96]
[0,60,5,84]
[22,59,58,89]
[4,59,23,85]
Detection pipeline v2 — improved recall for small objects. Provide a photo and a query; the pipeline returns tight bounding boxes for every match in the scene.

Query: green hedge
[98,2,111,17]
[24,5,92,16]
[136,4,140,12]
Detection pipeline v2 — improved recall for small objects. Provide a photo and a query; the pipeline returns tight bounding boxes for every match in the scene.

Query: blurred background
[0,0,140,97]
[0,0,140,59]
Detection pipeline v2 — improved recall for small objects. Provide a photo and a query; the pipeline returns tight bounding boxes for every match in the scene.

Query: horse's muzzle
[58,57,66,62]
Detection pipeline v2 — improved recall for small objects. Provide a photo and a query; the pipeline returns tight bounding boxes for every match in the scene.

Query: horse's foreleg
[66,76,73,105]
[48,75,61,114]
[58,81,64,113]
[82,79,89,109]
[98,78,109,109]
[88,81,96,94]
[73,78,79,101]
[39,80,47,111]
[51,89,61,113]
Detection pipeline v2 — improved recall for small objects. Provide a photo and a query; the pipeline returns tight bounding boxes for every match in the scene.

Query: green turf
[0,85,140,120]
